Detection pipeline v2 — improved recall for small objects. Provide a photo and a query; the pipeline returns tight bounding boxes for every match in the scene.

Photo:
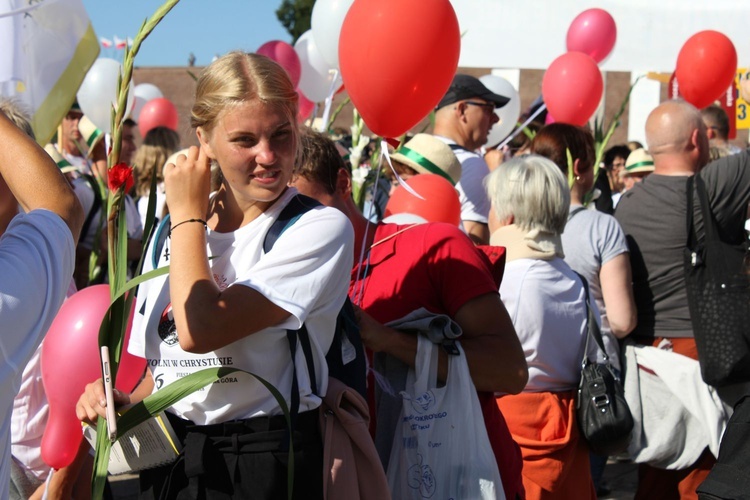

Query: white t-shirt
[500,257,594,393]
[129,189,354,425]
[434,136,491,223]
[0,210,75,492]
[11,280,76,482]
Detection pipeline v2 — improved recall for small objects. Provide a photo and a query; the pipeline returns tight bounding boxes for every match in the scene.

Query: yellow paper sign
[736,68,750,130]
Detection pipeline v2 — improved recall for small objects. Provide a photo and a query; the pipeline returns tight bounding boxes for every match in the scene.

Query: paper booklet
[83,412,182,475]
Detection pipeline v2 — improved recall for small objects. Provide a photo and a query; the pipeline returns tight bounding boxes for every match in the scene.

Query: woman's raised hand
[164,145,212,223]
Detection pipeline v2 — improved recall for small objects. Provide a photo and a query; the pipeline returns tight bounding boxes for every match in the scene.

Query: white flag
[100,37,113,48]
[0,0,100,145]
[113,35,126,50]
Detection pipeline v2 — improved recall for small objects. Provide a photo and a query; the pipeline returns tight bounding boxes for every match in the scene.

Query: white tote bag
[386,335,505,499]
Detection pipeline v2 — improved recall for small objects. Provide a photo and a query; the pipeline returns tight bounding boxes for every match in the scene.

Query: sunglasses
[464,101,495,114]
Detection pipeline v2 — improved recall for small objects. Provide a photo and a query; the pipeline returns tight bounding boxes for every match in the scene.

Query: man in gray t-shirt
[616,125,750,340]
[614,100,750,498]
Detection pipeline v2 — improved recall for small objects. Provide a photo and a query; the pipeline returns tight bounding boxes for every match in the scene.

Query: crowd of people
[1,51,749,500]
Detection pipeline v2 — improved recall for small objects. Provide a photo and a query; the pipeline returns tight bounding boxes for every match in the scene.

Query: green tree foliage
[276,0,314,44]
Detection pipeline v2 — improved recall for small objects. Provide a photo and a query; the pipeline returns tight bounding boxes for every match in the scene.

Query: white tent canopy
[455,0,750,144]
[455,0,750,73]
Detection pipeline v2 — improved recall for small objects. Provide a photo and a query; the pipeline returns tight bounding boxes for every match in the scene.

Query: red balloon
[41,285,145,469]
[566,8,617,64]
[257,40,302,88]
[542,52,603,127]
[138,97,179,137]
[339,0,460,138]
[384,174,461,226]
[297,90,315,123]
[675,30,737,110]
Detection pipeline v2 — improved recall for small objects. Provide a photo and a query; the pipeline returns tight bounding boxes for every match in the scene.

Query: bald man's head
[645,100,709,170]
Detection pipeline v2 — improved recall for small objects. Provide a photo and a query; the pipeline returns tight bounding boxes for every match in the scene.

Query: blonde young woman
[77,52,353,499]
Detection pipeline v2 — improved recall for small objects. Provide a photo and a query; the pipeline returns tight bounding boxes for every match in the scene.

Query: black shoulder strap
[264,194,321,423]
[577,273,608,361]
[568,206,586,221]
[79,174,102,242]
[263,194,321,253]
[694,174,719,242]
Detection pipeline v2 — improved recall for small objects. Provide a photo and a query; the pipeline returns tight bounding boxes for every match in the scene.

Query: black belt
[166,409,319,442]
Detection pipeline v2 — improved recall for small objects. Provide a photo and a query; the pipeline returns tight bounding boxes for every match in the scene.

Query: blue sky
[82,0,292,67]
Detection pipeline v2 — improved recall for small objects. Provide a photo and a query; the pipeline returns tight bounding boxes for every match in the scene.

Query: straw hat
[44,144,77,174]
[390,134,462,185]
[620,148,654,177]
[78,115,104,156]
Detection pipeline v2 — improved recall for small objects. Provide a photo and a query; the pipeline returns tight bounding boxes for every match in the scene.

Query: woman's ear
[572,158,582,178]
[337,168,352,198]
[196,127,215,159]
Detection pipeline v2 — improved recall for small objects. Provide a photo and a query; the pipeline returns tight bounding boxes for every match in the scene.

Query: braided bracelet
[169,218,207,237]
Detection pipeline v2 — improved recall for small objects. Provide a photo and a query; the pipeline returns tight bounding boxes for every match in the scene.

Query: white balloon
[130,83,163,122]
[295,30,338,103]
[480,75,521,148]
[76,58,134,135]
[311,0,355,68]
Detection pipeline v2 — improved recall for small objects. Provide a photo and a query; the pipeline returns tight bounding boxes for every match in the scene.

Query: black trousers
[139,410,323,500]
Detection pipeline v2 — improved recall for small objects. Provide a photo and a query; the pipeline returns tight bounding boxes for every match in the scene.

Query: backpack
[150,194,367,399]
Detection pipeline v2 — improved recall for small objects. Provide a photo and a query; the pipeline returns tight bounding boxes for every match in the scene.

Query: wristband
[169,218,207,237]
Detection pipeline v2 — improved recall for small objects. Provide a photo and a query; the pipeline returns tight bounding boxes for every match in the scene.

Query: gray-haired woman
[487,155,597,499]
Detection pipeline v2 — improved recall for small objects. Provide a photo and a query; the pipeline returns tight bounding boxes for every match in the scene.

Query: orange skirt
[496,390,596,500]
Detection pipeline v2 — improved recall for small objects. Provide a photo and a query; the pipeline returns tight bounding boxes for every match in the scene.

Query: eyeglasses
[464,101,495,114]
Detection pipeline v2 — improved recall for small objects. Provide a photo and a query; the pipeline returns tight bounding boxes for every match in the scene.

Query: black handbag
[684,175,750,387]
[575,276,634,456]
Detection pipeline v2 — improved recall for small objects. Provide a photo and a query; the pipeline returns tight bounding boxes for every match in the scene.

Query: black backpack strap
[79,174,102,242]
[282,330,301,452]
[297,326,318,395]
[263,194,321,253]
[268,194,320,444]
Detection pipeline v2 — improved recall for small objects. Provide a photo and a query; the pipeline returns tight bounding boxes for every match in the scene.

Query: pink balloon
[138,98,179,137]
[297,90,315,122]
[566,8,617,64]
[41,285,145,469]
[545,112,556,125]
[542,52,603,127]
[257,40,302,88]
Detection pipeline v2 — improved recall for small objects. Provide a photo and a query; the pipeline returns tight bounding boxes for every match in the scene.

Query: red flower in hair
[108,163,134,193]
